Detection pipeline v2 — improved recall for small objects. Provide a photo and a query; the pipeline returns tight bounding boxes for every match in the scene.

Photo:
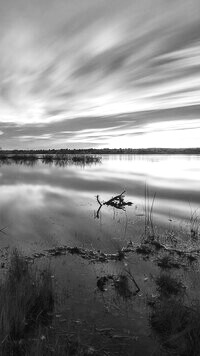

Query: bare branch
[103,191,126,205]
[96,195,103,206]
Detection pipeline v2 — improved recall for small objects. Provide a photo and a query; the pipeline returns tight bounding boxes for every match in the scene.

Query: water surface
[1,154,200,355]
[0,154,199,253]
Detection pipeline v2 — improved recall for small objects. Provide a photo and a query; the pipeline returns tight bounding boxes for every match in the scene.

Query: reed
[144,183,156,240]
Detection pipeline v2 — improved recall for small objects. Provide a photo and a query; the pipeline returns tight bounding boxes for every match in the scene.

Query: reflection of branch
[95,205,103,219]
[0,226,8,236]
[95,195,103,218]
[125,268,140,294]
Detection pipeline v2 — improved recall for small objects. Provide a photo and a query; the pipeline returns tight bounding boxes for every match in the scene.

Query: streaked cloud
[0,0,199,148]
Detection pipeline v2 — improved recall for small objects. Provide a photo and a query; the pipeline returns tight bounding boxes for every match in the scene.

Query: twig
[125,268,140,293]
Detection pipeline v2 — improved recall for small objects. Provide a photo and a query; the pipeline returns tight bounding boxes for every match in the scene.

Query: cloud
[0,0,199,148]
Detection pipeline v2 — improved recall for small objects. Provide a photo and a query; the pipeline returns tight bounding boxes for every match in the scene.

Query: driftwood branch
[95,191,133,218]
[104,191,126,206]
[100,191,132,208]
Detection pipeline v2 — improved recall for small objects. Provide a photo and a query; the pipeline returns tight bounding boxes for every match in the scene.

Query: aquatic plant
[0,152,101,167]
[71,155,101,164]
[41,154,54,163]
[10,154,38,162]
[144,183,156,240]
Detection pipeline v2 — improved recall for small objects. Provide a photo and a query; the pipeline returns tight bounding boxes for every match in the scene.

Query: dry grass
[0,250,54,355]
[157,255,180,269]
[150,298,200,356]
[150,273,200,356]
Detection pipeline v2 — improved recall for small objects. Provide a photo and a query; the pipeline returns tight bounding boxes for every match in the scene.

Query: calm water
[0,154,199,254]
[1,154,200,355]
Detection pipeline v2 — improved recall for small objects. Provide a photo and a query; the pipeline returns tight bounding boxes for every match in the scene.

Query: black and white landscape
[0,1,200,355]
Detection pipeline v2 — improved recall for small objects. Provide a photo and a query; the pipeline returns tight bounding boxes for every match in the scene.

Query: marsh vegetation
[0,152,102,166]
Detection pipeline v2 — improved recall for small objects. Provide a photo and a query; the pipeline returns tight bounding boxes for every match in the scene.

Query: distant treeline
[1,148,200,155]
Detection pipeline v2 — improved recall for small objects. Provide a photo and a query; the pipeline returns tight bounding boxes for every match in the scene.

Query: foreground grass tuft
[150,297,200,356]
[157,255,180,269]
[150,273,200,356]
[0,250,54,355]
[155,274,185,296]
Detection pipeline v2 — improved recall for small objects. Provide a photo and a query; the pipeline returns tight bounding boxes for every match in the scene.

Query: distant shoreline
[1,148,200,155]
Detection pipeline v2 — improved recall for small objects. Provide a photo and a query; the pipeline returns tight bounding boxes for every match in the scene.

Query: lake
[0,154,200,355]
[0,154,199,254]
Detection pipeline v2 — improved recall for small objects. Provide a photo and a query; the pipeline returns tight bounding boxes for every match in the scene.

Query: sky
[0,0,200,149]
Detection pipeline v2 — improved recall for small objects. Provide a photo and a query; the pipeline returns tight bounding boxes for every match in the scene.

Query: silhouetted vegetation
[0,152,101,166]
[41,154,54,164]
[1,147,200,155]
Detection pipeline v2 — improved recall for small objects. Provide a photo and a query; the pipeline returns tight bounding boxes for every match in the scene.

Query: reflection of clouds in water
[0,185,45,209]
[0,155,199,251]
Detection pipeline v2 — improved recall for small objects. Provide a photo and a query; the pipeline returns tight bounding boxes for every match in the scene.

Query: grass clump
[0,249,54,355]
[11,154,38,162]
[157,255,180,269]
[136,244,152,255]
[150,273,200,355]
[71,155,101,164]
[151,298,188,339]
[41,154,54,163]
[150,298,200,356]
[155,274,185,296]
